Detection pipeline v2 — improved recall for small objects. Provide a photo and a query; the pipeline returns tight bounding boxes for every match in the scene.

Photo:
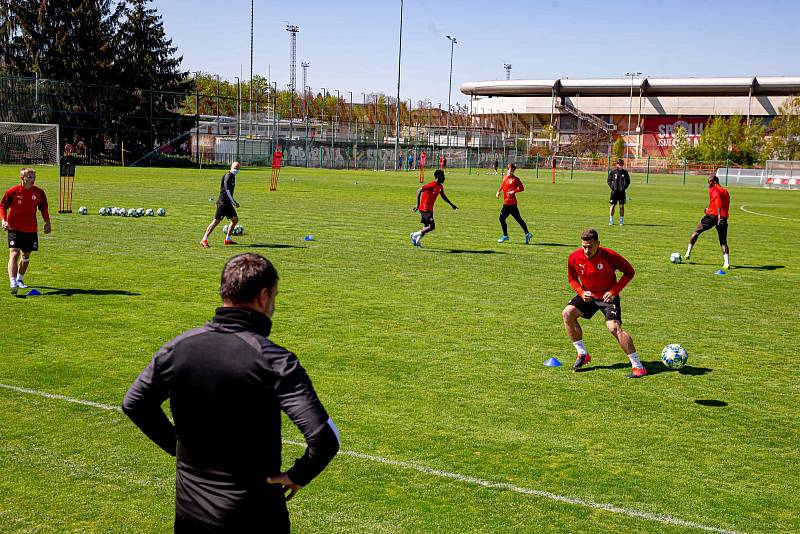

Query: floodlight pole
[249,0,254,136]
[235,76,241,162]
[446,35,457,151]
[394,0,404,170]
[624,71,641,162]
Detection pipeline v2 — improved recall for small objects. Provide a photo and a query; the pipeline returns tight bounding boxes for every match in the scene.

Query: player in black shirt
[123,254,340,533]
[201,162,241,247]
[607,158,631,225]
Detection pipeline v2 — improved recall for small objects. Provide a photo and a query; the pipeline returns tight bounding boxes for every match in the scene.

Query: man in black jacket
[607,158,631,226]
[123,253,340,533]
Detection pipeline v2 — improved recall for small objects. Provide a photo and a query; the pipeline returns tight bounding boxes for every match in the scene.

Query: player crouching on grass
[1,168,51,295]
[410,169,458,247]
[562,228,646,378]
[201,161,241,248]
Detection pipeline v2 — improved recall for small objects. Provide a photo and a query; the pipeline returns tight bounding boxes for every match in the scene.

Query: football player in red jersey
[496,163,533,244]
[1,168,52,295]
[410,170,458,247]
[685,175,731,269]
[562,229,646,378]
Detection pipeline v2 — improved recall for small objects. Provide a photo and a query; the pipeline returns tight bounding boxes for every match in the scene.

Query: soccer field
[0,163,797,533]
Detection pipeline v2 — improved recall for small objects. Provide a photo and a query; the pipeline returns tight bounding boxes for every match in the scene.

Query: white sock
[723,253,729,266]
[686,244,693,257]
[572,340,588,356]
[619,216,624,224]
[202,233,210,241]
[609,216,614,223]
[10,278,15,287]
[628,352,644,369]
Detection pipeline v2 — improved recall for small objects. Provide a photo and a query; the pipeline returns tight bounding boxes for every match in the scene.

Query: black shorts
[609,190,627,204]
[568,294,622,323]
[8,230,38,252]
[500,204,521,218]
[214,202,238,220]
[419,210,434,226]
[696,215,728,245]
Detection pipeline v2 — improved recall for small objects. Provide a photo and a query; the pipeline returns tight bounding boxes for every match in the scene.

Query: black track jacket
[123,307,340,531]
[607,168,631,192]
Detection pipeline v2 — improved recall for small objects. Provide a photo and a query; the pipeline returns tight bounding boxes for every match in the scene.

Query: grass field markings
[0,382,743,534]
[739,205,800,222]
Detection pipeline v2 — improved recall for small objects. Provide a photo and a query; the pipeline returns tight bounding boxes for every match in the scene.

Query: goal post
[0,122,60,165]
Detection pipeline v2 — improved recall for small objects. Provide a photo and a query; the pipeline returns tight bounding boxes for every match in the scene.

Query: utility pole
[394,0,404,170]
[446,35,457,150]
[504,63,512,81]
[624,71,641,161]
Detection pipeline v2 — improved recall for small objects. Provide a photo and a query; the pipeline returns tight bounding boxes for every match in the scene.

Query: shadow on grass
[243,244,305,249]
[618,223,668,227]
[577,360,713,376]
[421,248,506,255]
[35,286,140,297]
[694,399,728,407]
[533,242,572,247]
[730,264,785,271]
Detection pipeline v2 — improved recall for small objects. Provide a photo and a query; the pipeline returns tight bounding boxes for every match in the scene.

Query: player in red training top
[685,175,731,269]
[419,150,427,183]
[562,229,646,378]
[410,169,458,247]
[1,167,52,295]
[496,163,533,244]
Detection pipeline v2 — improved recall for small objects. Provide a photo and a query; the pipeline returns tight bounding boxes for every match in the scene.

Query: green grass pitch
[0,163,797,533]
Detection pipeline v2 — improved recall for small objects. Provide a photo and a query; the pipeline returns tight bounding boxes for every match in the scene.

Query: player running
[608,158,630,225]
[685,175,731,269]
[201,161,241,248]
[410,169,458,247]
[496,163,533,244]
[562,229,646,378]
[1,167,52,295]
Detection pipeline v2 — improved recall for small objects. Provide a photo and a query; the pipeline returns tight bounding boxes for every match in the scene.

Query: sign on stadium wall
[641,116,708,157]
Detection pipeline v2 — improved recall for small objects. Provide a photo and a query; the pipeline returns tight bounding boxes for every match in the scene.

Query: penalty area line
[740,204,800,222]
[0,382,742,534]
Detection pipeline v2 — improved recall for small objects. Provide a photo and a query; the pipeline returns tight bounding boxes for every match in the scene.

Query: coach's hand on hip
[267,472,303,501]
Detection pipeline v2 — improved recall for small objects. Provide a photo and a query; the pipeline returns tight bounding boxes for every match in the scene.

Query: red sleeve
[567,256,583,295]
[607,250,635,295]
[38,189,50,222]
[515,178,524,193]
[0,189,10,221]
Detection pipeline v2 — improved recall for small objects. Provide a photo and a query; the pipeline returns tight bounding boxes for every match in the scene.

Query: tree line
[0,0,190,158]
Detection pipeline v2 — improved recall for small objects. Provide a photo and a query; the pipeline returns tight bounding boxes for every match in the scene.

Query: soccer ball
[78,206,88,215]
[157,208,166,216]
[222,224,230,234]
[99,208,107,215]
[661,343,689,369]
[137,208,145,216]
[233,224,244,236]
[670,252,682,264]
[145,208,154,216]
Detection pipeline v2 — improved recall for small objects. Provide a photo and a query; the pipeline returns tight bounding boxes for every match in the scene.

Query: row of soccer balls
[661,343,689,369]
[83,207,167,217]
[223,224,245,236]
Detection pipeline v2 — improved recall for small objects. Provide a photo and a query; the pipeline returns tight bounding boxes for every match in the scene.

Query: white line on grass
[0,382,742,534]
[740,204,800,221]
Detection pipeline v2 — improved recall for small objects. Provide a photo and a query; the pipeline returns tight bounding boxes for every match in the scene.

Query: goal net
[0,122,60,165]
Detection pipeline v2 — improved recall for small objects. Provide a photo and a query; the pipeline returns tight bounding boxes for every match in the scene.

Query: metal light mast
[301,62,309,96]
[504,63,512,80]
[286,24,299,93]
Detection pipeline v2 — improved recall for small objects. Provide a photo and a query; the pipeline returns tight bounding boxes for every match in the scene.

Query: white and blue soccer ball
[145,208,154,216]
[661,343,689,369]
[99,207,107,215]
[157,208,166,216]
[128,208,138,217]
[222,224,230,234]
[233,224,244,236]
[137,208,145,216]
[78,206,88,215]
[670,252,682,264]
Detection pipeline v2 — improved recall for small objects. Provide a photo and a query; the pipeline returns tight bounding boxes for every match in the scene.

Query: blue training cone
[303,235,314,241]
[26,289,42,296]
[715,269,726,275]
[543,357,562,367]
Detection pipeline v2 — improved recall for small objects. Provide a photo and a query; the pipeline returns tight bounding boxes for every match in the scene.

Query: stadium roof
[460,76,800,97]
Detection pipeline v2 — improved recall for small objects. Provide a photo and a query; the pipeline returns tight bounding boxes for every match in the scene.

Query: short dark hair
[220,254,279,304]
[508,162,516,170]
[708,174,719,184]
[616,158,624,165]
[581,228,599,242]
[434,169,445,181]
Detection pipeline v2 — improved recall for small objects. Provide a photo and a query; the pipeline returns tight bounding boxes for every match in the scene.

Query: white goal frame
[0,122,60,166]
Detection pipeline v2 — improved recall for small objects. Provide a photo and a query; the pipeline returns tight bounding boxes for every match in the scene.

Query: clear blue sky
[154,0,800,106]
